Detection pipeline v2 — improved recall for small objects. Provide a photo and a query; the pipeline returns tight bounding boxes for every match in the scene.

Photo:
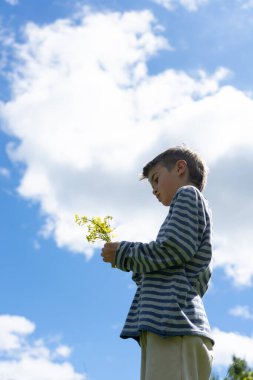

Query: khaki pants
[140,331,213,380]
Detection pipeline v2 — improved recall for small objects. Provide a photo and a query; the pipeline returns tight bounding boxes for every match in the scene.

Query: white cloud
[0,315,86,380]
[229,305,253,320]
[212,328,253,368]
[1,7,253,288]
[206,147,253,286]
[4,0,19,5]
[54,345,72,358]
[213,232,253,287]
[0,315,35,351]
[0,9,228,253]
[152,0,208,11]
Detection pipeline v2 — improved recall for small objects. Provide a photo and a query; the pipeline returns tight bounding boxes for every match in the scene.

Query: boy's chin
[161,200,170,207]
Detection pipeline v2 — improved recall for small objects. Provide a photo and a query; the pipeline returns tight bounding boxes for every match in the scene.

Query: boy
[101,146,214,380]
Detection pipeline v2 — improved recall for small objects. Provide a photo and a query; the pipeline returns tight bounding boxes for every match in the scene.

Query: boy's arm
[101,243,143,284]
[115,187,207,273]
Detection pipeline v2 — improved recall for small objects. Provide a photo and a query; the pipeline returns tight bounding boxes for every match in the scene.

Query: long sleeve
[115,186,207,274]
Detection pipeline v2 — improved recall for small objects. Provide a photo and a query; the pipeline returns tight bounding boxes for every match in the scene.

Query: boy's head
[142,146,207,206]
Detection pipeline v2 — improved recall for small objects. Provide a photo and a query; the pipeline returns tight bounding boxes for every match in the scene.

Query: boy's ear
[176,160,187,175]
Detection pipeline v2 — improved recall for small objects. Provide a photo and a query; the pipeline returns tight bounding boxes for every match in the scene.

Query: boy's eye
[153,176,158,185]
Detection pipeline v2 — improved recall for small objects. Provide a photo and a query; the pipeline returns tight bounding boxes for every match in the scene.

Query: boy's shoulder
[173,185,202,200]
[171,185,209,210]
[169,185,211,221]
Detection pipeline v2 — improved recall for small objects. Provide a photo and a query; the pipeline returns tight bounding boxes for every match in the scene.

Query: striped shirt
[115,185,214,344]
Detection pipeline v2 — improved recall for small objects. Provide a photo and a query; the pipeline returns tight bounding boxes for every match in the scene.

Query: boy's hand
[101,242,120,267]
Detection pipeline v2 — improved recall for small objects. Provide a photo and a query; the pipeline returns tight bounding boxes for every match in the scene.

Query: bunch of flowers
[75,214,114,243]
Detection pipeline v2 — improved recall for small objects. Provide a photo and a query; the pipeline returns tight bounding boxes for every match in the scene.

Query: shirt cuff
[115,241,133,271]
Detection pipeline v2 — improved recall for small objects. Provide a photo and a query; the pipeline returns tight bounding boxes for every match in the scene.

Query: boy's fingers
[101,242,120,265]
[101,249,111,260]
[101,254,113,264]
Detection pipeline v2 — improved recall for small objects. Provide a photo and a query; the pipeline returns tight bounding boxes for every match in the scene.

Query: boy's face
[148,161,188,206]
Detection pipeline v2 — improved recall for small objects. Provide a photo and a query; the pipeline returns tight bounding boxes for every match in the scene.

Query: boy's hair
[142,146,208,191]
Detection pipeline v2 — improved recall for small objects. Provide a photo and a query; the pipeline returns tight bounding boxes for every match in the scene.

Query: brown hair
[142,146,208,191]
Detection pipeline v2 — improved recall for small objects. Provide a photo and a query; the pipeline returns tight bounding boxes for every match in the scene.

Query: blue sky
[1,0,253,379]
